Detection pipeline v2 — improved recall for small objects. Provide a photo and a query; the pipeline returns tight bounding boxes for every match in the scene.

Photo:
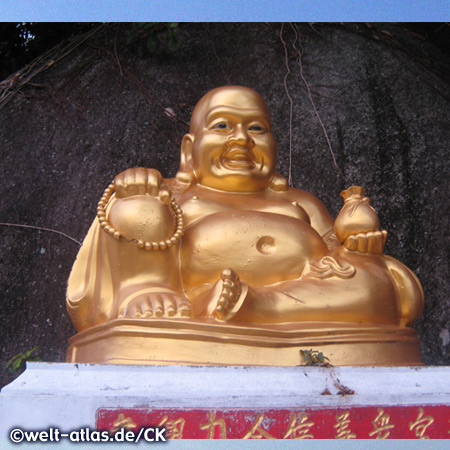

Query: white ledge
[1,362,449,438]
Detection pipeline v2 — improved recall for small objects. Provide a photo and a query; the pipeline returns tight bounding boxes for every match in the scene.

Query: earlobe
[269,172,289,192]
[176,134,196,184]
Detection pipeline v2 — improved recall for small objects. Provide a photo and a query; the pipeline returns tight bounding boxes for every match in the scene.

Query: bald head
[177,85,287,192]
[190,86,271,134]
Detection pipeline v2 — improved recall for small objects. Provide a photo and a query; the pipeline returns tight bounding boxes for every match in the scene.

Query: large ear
[176,133,196,184]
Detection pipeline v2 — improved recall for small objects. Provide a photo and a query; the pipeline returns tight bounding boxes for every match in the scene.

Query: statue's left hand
[120,292,192,319]
[343,230,388,254]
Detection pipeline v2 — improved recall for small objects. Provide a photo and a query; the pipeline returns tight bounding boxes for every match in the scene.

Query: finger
[123,168,139,197]
[367,231,380,254]
[114,173,127,198]
[344,235,357,251]
[375,232,384,254]
[134,168,148,196]
[146,169,161,197]
[357,234,368,253]
[382,230,388,247]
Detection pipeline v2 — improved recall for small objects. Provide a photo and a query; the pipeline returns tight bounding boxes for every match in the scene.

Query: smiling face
[186,86,277,192]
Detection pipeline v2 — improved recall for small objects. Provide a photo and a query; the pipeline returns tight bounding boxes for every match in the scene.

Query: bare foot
[119,291,192,319]
[213,268,247,320]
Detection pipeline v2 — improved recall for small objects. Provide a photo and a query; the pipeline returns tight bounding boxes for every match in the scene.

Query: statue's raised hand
[114,167,171,204]
[343,230,388,254]
[335,186,387,254]
[109,167,180,249]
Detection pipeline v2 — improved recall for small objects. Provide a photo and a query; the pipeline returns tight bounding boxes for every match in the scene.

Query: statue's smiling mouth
[222,148,256,170]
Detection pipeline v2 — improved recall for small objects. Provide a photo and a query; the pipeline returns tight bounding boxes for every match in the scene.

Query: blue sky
[1,0,449,22]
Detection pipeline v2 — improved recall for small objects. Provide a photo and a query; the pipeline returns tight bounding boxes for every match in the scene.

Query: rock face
[1,23,449,384]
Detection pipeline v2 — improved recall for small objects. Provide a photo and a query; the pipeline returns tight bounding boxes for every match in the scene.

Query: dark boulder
[1,23,449,386]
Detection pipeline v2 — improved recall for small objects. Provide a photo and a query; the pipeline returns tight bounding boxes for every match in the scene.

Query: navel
[256,236,276,255]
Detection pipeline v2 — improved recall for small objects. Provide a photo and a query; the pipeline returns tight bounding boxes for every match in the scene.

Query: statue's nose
[228,124,254,148]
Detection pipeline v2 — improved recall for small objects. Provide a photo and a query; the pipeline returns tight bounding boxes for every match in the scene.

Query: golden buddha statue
[66,86,424,366]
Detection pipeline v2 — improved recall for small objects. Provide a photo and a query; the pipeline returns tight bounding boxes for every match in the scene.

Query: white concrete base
[1,362,449,439]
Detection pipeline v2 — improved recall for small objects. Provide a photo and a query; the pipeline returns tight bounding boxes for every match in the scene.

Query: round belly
[180,210,328,290]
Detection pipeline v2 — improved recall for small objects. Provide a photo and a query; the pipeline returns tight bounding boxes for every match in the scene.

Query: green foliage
[300,349,330,366]
[126,23,179,56]
[6,346,42,373]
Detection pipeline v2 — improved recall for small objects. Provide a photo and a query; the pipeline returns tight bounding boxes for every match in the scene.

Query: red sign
[97,405,450,439]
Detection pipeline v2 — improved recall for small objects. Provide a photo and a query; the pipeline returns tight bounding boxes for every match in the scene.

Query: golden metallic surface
[67,319,422,367]
[97,183,184,251]
[66,86,424,366]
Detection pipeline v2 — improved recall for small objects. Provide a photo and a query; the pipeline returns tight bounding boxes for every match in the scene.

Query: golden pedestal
[67,319,423,367]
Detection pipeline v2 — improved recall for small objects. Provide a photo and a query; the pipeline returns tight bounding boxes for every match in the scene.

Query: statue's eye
[212,122,230,130]
[249,124,265,132]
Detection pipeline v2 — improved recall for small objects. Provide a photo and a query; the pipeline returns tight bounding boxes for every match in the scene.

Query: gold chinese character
[110,413,137,433]
[283,413,315,439]
[243,414,275,439]
[409,408,434,439]
[368,408,395,439]
[200,411,227,439]
[334,411,356,439]
[158,415,185,439]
